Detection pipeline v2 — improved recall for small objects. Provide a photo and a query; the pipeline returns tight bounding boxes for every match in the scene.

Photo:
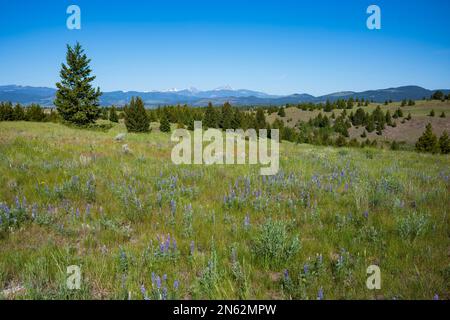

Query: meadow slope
[0,121,449,300]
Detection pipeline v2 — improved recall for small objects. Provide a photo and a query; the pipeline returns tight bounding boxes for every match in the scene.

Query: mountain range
[0,85,448,107]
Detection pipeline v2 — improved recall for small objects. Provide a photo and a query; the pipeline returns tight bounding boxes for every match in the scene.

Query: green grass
[0,121,449,300]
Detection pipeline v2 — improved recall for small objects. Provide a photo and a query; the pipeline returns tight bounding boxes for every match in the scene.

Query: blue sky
[0,0,449,95]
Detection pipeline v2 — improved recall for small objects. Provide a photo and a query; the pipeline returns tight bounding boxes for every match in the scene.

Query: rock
[114,133,126,141]
[1,284,25,298]
[122,144,131,154]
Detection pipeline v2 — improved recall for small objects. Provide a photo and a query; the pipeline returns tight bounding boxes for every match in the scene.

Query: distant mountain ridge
[0,85,448,107]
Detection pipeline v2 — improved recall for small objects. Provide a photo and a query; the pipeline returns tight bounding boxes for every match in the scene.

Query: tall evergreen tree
[124,97,150,132]
[54,42,102,125]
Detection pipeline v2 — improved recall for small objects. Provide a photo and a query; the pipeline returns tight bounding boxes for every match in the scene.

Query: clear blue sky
[0,0,449,95]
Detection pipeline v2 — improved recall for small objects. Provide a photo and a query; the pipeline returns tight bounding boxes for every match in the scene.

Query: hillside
[1,85,449,107]
[0,121,449,299]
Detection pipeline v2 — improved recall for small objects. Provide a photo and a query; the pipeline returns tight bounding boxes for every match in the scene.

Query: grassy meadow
[0,120,449,300]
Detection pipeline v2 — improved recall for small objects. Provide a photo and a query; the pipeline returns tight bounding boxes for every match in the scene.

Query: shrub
[253,219,300,267]
[397,212,430,240]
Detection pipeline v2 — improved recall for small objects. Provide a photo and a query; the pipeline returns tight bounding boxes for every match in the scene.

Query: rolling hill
[0,85,448,107]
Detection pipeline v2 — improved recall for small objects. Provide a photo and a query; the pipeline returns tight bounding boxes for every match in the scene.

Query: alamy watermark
[66,265,81,290]
[366,5,381,30]
[66,5,81,30]
[171,121,280,176]
[366,265,381,290]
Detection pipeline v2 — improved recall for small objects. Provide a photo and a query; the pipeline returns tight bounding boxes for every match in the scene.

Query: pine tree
[231,108,243,129]
[440,112,446,118]
[109,106,119,123]
[438,131,450,154]
[431,91,444,100]
[255,108,267,131]
[203,102,218,129]
[100,108,109,120]
[54,42,102,125]
[415,123,438,153]
[0,102,14,121]
[27,104,46,122]
[124,97,150,132]
[13,103,25,121]
[385,110,393,126]
[277,107,286,117]
[366,118,375,133]
[429,110,435,117]
[390,140,400,150]
[220,102,234,129]
[159,111,171,133]
[376,122,383,135]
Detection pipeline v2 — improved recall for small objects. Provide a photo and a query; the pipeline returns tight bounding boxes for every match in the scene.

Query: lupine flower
[317,287,324,300]
[303,264,309,275]
[173,280,179,290]
[170,199,176,215]
[363,211,369,219]
[244,214,250,228]
[31,204,38,220]
[190,240,195,255]
[162,287,168,300]
[163,274,167,282]
[140,284,147,298]
[433,294,439,300]
[283,269,289,280]
[15,196,21,209]
[172,238,177,251]
[156,276,161,289]
[231,248,237,264]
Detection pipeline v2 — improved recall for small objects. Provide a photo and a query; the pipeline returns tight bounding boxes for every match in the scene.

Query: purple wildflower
[303,264,309,275]
[140,284,147,298]
[156,276,161,289]
[172,238,177,251]
[244,214,250,228]
[317,287,324,300]
[190,240,195,255]
[170,199,176,215]
[173,280,179,290]
[31,204,38,220]
[283,269,289,280]
[433,294,439,300]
